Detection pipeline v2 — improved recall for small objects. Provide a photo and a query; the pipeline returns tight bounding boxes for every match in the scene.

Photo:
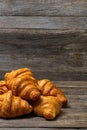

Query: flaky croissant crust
[33,95,62,120]
[37,79,67,106]
[0,80,8,94]
[0,67,67,119]
[5,68,34,80]
[4,68,40,101]
[0,90,32,118]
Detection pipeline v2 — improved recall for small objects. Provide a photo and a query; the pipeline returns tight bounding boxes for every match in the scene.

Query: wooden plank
[34,72,87,81]
[0,128,86,130]
[0,55,87,80]
[66,102,87,109]
[0,29,87,80]
[53,81,87,88]
[0,30,86,64]
[57,87,87,95]
[0,129,86,130]
[64,95,87,109]
[0,114,86,128]
[0,29,87,54]
[0,81,86,128]
[1,71,87,81]
[0,115,87,128]
[0,0,87,16]
[0,54,87,72]
[1,129,85,130]
[0,16,87,29]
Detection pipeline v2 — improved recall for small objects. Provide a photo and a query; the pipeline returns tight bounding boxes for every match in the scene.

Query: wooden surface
[0,81,87,129]
[0,29,87,81]
[0,0,87,16]
[0,16,87,29]
[0,0,87,129]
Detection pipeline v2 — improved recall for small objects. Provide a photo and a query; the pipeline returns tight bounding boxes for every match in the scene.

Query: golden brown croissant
[37,79,67,106]
[5,68,35,81]
[32,96,62,120]
[0,80,8,94]
[4,68,40,101]
[0,90,32,118]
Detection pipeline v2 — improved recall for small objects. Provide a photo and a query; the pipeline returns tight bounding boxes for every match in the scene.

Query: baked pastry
[37,79,67,106]
[5,68,35,80]
[32,95,62,120]
[0,67,68,119]
[0,90,32,118]
[4,68,40,101]
[0,80,8,94]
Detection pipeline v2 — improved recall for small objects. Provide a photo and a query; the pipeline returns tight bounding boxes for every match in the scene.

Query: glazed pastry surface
[5,68,40,101]
[0,90,32,118]
[33,95,62,120]
[0,80,8,94]
[0,68,67,119]
[37,79,67,106]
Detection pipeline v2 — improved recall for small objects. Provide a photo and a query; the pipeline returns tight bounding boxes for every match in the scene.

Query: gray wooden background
[0,0,87,130]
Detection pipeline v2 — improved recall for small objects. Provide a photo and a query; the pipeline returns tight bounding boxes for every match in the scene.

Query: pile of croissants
[0,68,67,120]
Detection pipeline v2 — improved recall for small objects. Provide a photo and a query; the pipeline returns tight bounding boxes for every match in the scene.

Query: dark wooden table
[0,0,87,130]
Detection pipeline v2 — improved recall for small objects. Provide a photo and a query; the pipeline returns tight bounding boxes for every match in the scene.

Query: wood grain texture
[0,81,87,128]
[1,129,87,130]
[53,81,87,88]
[0,16,87,29]
[0,128,86,130]
[0,54,87,72]
[0,129,87,130]
[0,0,87,129]
[0,0,87,16]
[0,29,87,80]
[1,71,87,81]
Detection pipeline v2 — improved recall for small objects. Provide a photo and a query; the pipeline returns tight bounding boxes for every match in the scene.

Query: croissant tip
[43,111,56,120]
[26,105,33,114]
[29,91,40,101]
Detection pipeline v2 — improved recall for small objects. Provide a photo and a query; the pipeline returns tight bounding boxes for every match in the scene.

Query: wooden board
[0,0,87,16]
[1,129,86,130]
[0,16,87,29]
[0,0,87,129]
[0,128,85,130]
[0,29,87,81]
[0,81,87,128]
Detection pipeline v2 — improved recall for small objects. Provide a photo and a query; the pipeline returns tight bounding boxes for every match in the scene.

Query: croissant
[37,79,67,106]
[0,80,8,94]
[5,68,35,81]
[0,90,32,118]
[32,96,62,120]
[4,68,40,101]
